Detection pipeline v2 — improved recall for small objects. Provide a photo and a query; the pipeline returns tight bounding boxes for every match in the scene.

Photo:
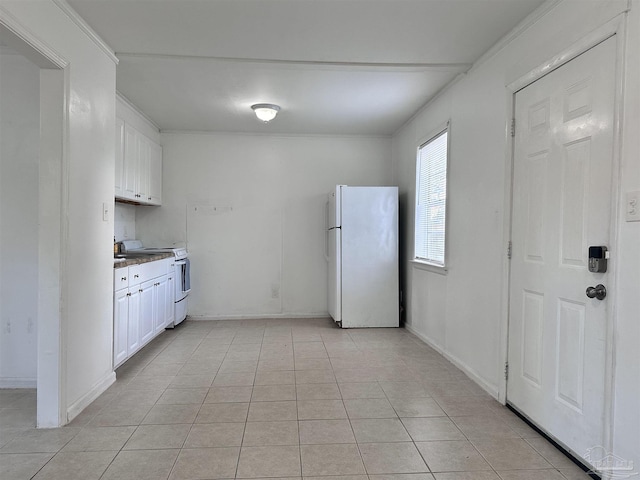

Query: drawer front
[166,258,176,275]
[128,265,142,285]
[114,266,129,291]
[137,259,167,284]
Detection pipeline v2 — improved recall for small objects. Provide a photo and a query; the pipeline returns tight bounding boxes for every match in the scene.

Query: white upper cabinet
[122,123,138,201]
[149,141,163,205]
[136,132,151,202]
[115,120,162,206]
[115,117,125,198]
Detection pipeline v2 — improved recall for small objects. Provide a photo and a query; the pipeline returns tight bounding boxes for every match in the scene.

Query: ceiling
[68,0,546,135]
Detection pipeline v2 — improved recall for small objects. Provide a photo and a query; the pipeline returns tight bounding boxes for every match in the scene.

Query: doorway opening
[0,22,67,428]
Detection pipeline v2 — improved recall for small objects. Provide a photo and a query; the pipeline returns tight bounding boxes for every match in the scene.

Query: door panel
[127,289,140,355]
[115,118,125,197]
[139,279,155,345]
[113,289,129,368]
[327,187,341,323]
[508,36,616,464]
[154,276,168,334]
[327,227,341,322]
[522,290,543,387]
[123,124,138,200]
[166,274,175,327]
[340,186,399,328]
[556,299,586,411]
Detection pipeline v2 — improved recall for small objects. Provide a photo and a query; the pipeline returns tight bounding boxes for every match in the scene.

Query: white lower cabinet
[166,269,175,328]
[139,279,155,346]
[113,288,129,367]
[154,275,169,335]
[127,287,141,356]
[113,258,173,369]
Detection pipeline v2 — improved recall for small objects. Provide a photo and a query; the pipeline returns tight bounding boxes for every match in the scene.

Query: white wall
[0,50,40,387]
[136,132,392,318]
[114,203,136,242]
[1,0,117,423]
[392,0,638,469]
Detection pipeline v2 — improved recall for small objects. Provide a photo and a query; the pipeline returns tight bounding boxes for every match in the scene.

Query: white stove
[137,246,188,261]
[120,240,190,327]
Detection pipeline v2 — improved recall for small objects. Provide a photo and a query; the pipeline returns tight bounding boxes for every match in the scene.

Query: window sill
[411,259,448,275]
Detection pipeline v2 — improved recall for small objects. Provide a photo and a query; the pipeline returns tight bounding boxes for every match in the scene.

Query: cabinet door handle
[126,292,131,297]
[134,274,139,278]
[139,289,143,293]
[148,197,151,200]
[168,277,172,280]
[121,277,127,281]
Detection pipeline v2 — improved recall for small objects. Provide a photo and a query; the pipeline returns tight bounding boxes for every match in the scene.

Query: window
[414,126,449,267]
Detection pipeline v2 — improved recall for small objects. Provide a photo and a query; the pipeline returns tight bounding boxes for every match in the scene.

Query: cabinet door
[148,141,162,205]
[115,118,125,197]
[137,134,151,203]
[154,275,168,334]
[166,269,175,328]
[127,287,141,355]
[113,288,129,368]
[139,279,155,345]
[122,124,138,200]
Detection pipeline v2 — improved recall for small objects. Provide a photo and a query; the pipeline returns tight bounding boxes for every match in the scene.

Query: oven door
[175,259,191,300]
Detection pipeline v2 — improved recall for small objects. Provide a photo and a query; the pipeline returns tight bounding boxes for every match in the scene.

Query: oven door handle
[175,260,187,265]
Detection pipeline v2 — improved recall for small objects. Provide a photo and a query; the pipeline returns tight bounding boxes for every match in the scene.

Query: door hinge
[504,361,509,380]
[510,118,516,137]
[507,241,512,259]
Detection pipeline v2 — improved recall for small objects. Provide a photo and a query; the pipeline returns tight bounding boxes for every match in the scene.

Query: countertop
[113,252,173,268]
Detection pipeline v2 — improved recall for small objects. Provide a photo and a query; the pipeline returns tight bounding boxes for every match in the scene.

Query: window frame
[413,121,450,273]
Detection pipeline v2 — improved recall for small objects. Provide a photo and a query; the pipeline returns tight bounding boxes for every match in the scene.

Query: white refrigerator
[326,185,399,328]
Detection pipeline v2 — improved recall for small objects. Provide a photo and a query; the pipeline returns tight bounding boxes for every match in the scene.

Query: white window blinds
[415,129,448,266]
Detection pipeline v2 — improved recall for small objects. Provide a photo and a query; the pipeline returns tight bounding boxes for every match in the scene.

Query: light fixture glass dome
[251,103,280,123]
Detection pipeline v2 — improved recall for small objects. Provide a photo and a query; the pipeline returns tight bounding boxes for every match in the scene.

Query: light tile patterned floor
[0,318,593,480]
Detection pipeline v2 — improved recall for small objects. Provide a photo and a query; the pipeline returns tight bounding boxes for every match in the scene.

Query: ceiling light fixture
[251,103,280,123]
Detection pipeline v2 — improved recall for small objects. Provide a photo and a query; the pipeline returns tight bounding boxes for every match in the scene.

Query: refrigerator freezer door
[326,186,344,324]
[340,186,399,328]
[327,227,341,322]
[326,185,343,229]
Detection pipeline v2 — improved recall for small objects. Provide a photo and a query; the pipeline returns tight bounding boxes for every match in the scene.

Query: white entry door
[507,36,617,462]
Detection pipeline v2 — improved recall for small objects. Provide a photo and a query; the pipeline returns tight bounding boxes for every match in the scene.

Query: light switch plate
[102,202,110,222]
[626,191,640,222]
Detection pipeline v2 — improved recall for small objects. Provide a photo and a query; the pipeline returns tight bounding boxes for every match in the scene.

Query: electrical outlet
[626,191,640,222]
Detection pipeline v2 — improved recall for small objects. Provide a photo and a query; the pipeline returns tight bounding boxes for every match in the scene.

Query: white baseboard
[0,377,37,388]
[187,313,330,321]
[66,371,116,423]
[404,322,500,401]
